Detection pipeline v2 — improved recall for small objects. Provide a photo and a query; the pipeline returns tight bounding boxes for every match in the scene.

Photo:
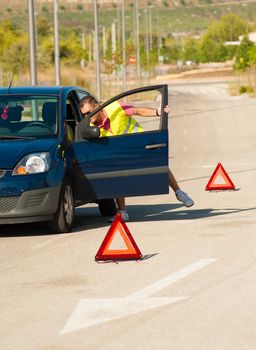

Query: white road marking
[60,296,187,334]
[60,258,217,334]
[130,258,217,299]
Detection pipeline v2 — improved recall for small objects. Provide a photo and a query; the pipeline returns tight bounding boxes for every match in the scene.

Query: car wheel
[49,178,74,233]
[98,199,117,217]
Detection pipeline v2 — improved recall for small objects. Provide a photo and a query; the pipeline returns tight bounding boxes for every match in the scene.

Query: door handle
[145,143,167,149]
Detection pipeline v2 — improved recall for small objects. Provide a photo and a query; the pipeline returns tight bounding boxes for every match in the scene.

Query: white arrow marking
[60,296,186,334]
[60,258,217,334]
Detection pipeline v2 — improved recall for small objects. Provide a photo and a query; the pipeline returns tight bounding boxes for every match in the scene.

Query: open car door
[72,85,169,201]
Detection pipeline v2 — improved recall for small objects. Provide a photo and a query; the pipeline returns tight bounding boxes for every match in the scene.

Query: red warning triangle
[205,162,235,191]
[95,213,142,261]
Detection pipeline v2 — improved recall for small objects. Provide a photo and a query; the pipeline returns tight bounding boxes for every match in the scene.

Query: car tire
[49,178,74,233]
[98,199,117,217]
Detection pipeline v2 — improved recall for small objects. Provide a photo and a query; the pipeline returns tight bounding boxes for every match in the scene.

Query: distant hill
[1,0,255,35]
[1,0,255,10]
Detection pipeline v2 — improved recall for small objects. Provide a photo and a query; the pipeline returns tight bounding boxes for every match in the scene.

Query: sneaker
[175,189,194,207]
[108,209,130,222]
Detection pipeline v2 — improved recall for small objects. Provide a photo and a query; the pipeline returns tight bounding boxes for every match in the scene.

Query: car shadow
[1,204,255,237]
[0,221,53,237]
[73,204,256,232]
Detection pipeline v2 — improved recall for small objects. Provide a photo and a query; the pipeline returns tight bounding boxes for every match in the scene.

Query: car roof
[0,86,87,96]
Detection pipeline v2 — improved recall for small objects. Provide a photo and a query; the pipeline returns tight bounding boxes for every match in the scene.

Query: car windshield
[0,95,58,138]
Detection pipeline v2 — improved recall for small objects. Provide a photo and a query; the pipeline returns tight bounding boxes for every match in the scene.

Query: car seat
[65,104,75,142]
[0,105,23,134]
[42,102,57,132]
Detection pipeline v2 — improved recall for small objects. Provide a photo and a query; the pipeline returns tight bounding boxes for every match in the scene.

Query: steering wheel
[24,121,52,130]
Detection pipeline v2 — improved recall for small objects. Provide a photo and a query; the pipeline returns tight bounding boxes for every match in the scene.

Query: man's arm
[133,105,170,117]
[133,107,159,117]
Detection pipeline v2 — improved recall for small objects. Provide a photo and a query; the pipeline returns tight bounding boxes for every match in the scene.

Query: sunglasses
[81,104,99,117]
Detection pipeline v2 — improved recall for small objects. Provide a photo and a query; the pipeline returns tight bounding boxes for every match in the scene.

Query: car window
[0,95,59,138]
[65,98,80,143]
[77,90,90,102]
[86,86,167,137]
[75,85,168,141]
[114,89,163,133]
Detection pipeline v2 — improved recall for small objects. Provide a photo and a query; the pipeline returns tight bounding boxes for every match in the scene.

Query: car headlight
[12,152,50,175]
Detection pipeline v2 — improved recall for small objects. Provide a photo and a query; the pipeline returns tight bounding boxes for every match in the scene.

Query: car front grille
[0,197,19,212]
[25,193,47,208]
[0,193,48,213]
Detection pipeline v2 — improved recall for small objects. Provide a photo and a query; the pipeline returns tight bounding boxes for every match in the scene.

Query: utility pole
[111,21,119,94]
[93,0,101,99]
[157,6,161,64]
[28,0,37,85]
[88,32,92,63]
[102,26,107,59]
[111,21,116,55]
[81,31,85,68]
[117,1,121,47]
[144,7,149,76]
[54,0,60,85]
[135,0,140,86]
[121,0,127,91]
[148,5,153,51]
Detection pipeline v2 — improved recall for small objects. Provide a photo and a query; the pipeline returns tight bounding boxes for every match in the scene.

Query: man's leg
[168,169,194,207]
[168,169,180,192]
[109,197,129,222]
[115,197,126,210]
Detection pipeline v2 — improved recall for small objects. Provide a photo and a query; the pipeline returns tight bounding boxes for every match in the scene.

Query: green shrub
[239,85,254,95]
[239,85,247,93]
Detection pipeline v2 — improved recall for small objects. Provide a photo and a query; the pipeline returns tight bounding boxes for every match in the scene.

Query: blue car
[0,84,169,232]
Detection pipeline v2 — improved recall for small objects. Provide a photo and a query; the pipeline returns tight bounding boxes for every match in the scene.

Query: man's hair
[79,95,98,110]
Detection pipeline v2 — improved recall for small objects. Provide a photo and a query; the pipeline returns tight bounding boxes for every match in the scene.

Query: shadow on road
[74,204,256,231]
[0,221,56,237]
[0,204,255,237]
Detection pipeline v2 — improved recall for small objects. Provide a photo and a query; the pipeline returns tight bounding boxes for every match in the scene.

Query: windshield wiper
[0,135,35,140]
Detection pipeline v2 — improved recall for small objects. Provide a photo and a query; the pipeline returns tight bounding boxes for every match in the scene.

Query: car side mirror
[81,126,100,139]
[75,118,100,141]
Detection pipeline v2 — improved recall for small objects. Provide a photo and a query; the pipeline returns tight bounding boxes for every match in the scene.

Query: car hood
[0,138,59,168]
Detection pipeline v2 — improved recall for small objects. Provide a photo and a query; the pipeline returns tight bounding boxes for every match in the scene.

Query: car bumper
[0,186,61,224]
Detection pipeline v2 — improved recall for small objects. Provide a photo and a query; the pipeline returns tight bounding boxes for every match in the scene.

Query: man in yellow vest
[79,96,194,221]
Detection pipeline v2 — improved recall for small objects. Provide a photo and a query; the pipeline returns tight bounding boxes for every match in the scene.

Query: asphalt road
[1,77,256,350]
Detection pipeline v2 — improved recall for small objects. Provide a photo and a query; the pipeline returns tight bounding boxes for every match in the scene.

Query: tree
[182,37,200,63]
[37,15,52,37]
[1,38,29,72]
[0,20,17,52]
[0,20,28,72]
[199,13,249,63]
[59,30,84,66]
[248,46,256,67]
[199,35,227,62]
[234,36,255,71]
[37,36,54,70]
[220,13,249,42]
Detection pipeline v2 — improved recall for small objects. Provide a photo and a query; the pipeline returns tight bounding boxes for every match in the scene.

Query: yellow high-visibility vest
[91,101,144,137]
